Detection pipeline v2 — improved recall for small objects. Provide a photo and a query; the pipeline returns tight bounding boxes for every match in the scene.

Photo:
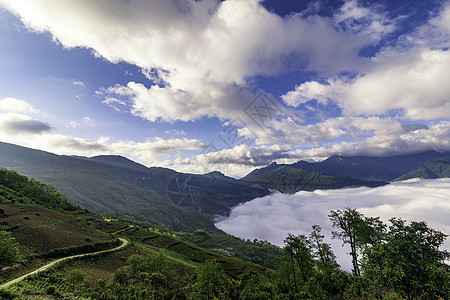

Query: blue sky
[0,0,449,177]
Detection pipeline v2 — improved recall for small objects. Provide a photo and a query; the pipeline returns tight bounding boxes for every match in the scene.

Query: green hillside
[0,169,280,300]
[243,165,386,193]
[0,143,220,232]
[393,156,450,181]
[0,141,268,229]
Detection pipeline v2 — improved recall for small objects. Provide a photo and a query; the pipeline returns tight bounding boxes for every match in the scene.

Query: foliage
[178,229,283,270]
[2,198,449,300]
[42,239,120,259]
[363,218,450,300]
[0,168,76,211]
[191,260,233,299]
[65,269,88,292]
[0,230,20,269]
[309,225,340,275]
[329,208,386,277]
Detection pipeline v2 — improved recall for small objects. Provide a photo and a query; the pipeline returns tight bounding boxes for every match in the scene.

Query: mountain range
[0,141,449,231]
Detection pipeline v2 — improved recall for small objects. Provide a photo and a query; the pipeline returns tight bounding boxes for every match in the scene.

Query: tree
[66,269,88,292]
[283,233,315,297]
[0,230,20,269]
[364,218,450,300]
[328,208,385,277]
[191,260,231,300]
[309,225,339,275]
[238,271,272,300]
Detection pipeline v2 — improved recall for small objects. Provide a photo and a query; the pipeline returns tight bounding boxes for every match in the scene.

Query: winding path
[0,237,128,289]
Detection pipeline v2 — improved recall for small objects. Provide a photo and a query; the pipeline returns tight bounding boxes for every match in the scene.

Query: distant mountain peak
[88,155,149,171]
[207,171,225,177]
[90,154,131,161]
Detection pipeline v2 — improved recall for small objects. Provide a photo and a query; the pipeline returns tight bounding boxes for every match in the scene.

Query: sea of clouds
[215,179,450,271]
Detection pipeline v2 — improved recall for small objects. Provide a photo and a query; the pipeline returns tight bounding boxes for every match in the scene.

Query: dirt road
[0,237,128,289]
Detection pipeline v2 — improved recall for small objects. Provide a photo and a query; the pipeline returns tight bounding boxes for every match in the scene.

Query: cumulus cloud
[0,0,379,122]
[173,120,449,176]
[282,2,450,120]
[216,179,450,271]
[334,0,396,41]
[287,49,450,120]
[0,113,51,134]
[46,134,105,152]
[107,137,205,163]
[0,97,40,114]
[188,144,292,166]
[288,121,450,159]
[241,116,405,145]
[0,113,205,166]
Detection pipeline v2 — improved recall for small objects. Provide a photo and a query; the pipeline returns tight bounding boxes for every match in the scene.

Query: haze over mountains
[1,141,449,232]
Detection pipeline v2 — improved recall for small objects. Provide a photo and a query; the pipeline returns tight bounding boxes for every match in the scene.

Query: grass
[0,203,111,255]
[0,203,114,284]
[121,226,271,279]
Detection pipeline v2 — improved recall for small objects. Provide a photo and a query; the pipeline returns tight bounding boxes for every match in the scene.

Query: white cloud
[46,134,105,152]
[284,121,450,160]
[282,2,450,120]
[107,137,205,164]
[170,119,449,177]
[0,97,40,114]
[0,0,376,122]
[216,179,450,271]
[281,81,330,107]
[72,80,84,86]
[66,117,94,128]
[191,144,292,166]
[165,129,187,137]
[101,97,127,112]
[334,0,396,41]
[0,111,205,166]
[82,116,94,126]
[68,121,80,128]
[282,49,450,120]
[0,112,51,134]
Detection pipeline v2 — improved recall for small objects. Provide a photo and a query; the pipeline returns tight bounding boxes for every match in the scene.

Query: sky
[216,178,450,271]
[0,0,449,178]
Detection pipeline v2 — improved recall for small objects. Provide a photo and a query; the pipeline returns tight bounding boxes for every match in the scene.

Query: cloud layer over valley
[216,179,450,270]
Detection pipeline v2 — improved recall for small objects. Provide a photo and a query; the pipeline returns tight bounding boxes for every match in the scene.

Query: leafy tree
[309,225,339,275]
[65,269,88,292]
[329,208,385,277]
[282,233,315,297]
[238,271,273,299]
[0,230,20,269]
[364,218,450,300]
[113,266,132,286]
[191,260,231,300]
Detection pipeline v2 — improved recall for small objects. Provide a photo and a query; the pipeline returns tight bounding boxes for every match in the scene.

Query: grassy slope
[0,203,111,255]
[120,226,271,279]
[178,230,282,270]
